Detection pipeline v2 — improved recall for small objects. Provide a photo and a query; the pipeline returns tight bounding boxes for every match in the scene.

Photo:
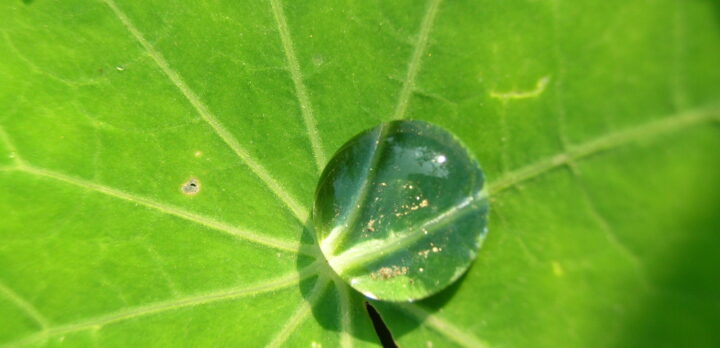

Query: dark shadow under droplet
[366,302,398,348]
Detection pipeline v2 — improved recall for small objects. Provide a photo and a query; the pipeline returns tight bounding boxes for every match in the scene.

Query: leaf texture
[1,0,719,347]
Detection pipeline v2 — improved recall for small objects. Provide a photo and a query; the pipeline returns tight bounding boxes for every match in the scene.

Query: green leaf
[314,120,489,302]
[1,0,719,347]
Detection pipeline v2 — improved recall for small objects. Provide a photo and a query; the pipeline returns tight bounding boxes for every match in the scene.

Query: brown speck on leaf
[370,265,409,280]
[395,198,430,217]
[181,178,201,195]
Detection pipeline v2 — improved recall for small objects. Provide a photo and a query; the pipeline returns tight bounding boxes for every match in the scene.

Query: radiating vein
[489,106,720,195]
[100,0,308,222]
[269,0,326,172]
[390,0,442,120]
[0,280,50,330]
[334,278,353,348]
[0,126,23,166]
[329,189,487,273]
[399,303,489,348]
[550,0,572,149]
[671,0,688,110]
[16,164,310,255]
[572,175,654,290]
[321,124,389,256]
[265,277,330,348]
[8,267,318,347]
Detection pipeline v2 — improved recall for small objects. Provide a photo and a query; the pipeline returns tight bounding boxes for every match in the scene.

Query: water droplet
[314,120,489,301]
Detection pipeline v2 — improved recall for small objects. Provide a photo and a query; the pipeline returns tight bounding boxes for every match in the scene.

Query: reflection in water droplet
[314,120,489,301]
[363,291,379,300]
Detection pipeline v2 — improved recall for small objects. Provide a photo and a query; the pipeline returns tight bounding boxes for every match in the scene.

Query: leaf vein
[334,279,353,348]
[320,124,389,256]
[390,0,442,120]
[265,277,329,348]
[329,189,487,272]
[7,267,318,347]
[269,0,327,172]
[573,175,653,290]
[399,303,489,348]
[100,0,309,222]
[0,125,24,167]
[489,106,720,195]
[0,280,50,330]
[16,164,310,255]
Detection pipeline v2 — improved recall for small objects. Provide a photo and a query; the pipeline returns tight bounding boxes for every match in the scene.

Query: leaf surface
[1,0,719,347]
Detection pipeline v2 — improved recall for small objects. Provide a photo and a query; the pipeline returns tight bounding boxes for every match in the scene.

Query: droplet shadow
[367,267,468,340]
[295,219,467,344]
[296,221,390,344]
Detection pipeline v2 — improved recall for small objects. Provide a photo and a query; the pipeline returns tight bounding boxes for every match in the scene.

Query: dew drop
[314,120,489,301]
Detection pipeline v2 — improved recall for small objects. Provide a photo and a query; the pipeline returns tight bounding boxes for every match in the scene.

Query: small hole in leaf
[181,178,200,195]
[365,302,397,348]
